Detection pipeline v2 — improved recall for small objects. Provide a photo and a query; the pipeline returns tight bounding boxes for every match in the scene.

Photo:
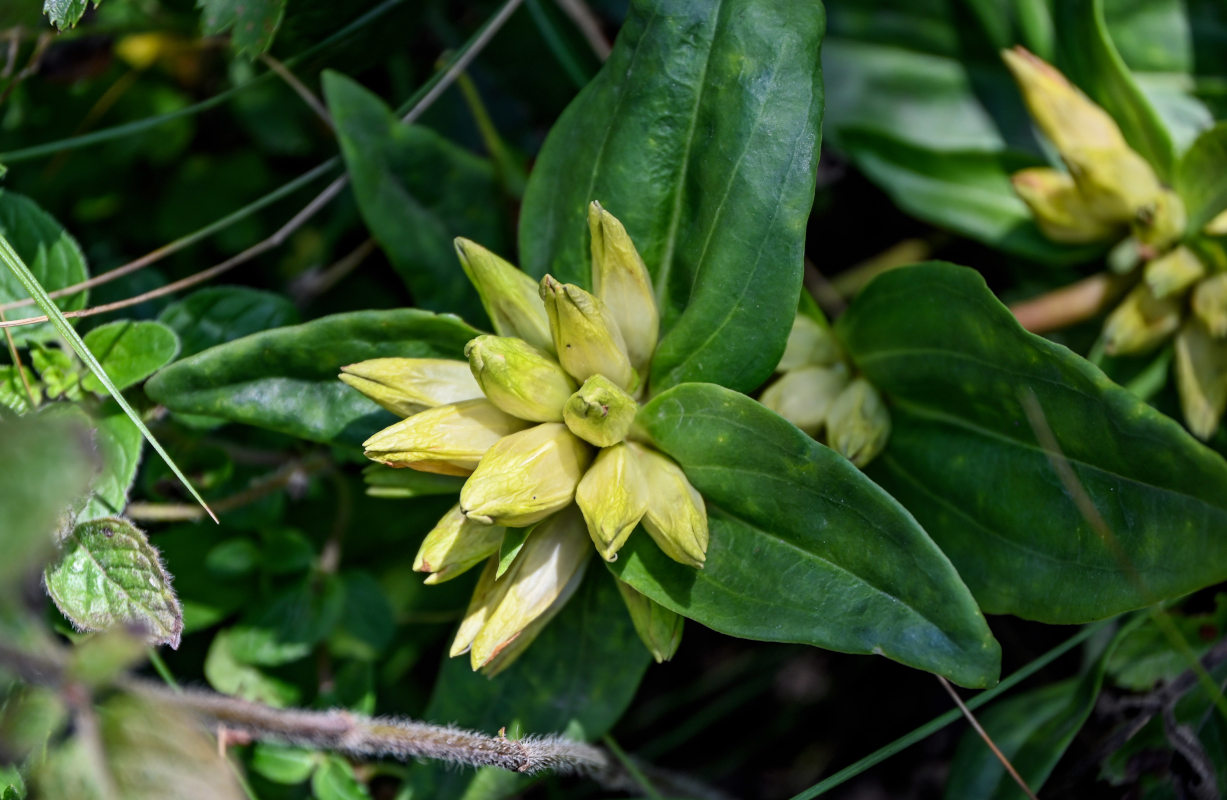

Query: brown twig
[553,0,611,59]
[938,675,1039,800]
[259,53,333,129]
[0,307,36,407]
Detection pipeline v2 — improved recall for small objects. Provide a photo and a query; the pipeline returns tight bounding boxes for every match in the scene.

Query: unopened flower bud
[576,443,648,561]
[588,201,659,374]
[1011,168,1119,244]
[1193,273,1227,337]
[450,558,502,658]
[1205,209,1227,237]
[563,374,638,447]
[776,313,841,371]
[469,507,591,674]
[826,378,891,467]
[1069,147,1166,225]
[363,398,528,475]
[340,358,481,418]
[454,238,553,354]
[1174,320,1227,440]
[414,504,505,585]
[465,335,576,422]
[1145,246,1206,299]
[760,363,850,436]
[615,578,683,663]
[540,275,638,392]
[1103,285,1182,354]
[628,443,708,568]
[1133,189,1187,253]
[460,422,593,527]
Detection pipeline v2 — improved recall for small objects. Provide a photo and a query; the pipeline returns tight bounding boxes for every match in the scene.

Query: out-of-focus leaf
[80,321,179,395]
[31,738,104,800]
[1176,122,1227,234]
[328,571,395,660]
[251,742,319,785]
[0,365,38,414]
[157,286,298,358]
[145,309,478,446]
[519,0,826,394]
[75,402,143,524]
[1107,596,1227,691]
[311,756,371,800]
[43,517,183,648]
[0,190,88,346]
[226,578,344,666]
[324,71,502,323]
[204,629,301,707]
[198,0,286,58]
[615,382,1001,689]
[838,263,1227,622]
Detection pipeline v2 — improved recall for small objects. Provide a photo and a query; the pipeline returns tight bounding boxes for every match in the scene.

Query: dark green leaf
[43,518,183,648]
[251,743,318,785]
[197,0,286,57]
[226,578,344,666]
[311,756,371,800]
[76,402,143,523]
[1106,597,1227,691]
[0,190,88,346]
[42,0,94,30]
[328,571,395,660]
[1176,122,1227,234]
[615,382,1001,688]
[145,309,479,446]
[80,320,180,395]
[324,71,501,322]
[519,0,826,394]
[837,263,1227,622]
[157,286,298,358]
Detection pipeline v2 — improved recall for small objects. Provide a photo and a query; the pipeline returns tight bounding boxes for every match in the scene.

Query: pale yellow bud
[363,398,529,475]
[470,507,592,674]
[563,374,639,447]
[588,201,659,374]
[1144,246,1206,299]
[1192,273,1227,337]
[1103,285,1182,355]
[576,443,648,561]
[454,238,554,354]
[826,378,891,467]
[1205,209,1227,237]
[628,443,708,568]
[1068,147,1166,226]
[460,422,594,526]
[1010,168,1119,244]
[340,358,482,418]
[760,363,850,436]
[414,504,505,585]
[1174,319,1227,440]
[776,314,841,371]
[615,579,683,663]
[539,275,638,391]
[465,335,576,422]
[1133,189,1187,253]
[449,557,501,658]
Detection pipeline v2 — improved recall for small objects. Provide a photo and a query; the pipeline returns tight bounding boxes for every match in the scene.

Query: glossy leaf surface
[158,286,299,358]
[614,383,1001,688]
[80,320,180,395]
[519,0,826,394]
[838,264,1227,622]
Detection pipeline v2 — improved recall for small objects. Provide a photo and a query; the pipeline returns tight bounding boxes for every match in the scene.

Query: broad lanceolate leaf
[80,320,180,395]
[145,309,479,446]
[157,286,298,358]
[1176,122,1227,234]
[838,263,1227,622]
[197,0,286,58]
[324,71,502,323]
[615,383,1001,688]
[0,190,88,345]
[76,402,144,524]
[519,0,826,394]
[44,518,183,648]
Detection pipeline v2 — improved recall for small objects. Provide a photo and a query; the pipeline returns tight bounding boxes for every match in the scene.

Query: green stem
[602,734,664,800]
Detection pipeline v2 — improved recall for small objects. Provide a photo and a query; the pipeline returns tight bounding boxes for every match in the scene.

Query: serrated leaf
[42,0,95,30]
[197,0,286,57]
[79,320,180,395]
[0,190,88,346]
[1175,122,1227,234]
[145,309,479,446]
[837,263,1227,622]
[519,0,825,394]
[614,382,1001,688]
[157,286,299,358]
[0,365,38,413]
[43,517,183,648]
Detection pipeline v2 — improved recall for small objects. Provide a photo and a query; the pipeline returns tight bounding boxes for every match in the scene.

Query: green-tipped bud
[615,578,683,663]
[465,335,577,422]
[1145,246,1206,299]
[760,363,850,436]
[539,275,638,392]
[470,507,591,674]
[576,443,648,561]
[454,238,554,354]
[776,314,841,371]
[826,378,891,467]
[1193,273,1227,337]
[1011,168,1119,244]
[1174,320,1227,440]
[629,443,708,568]
[363,398,529,475]
[588,201,659,374]
[1103,285,1182,354]
[563,374,638,447]
[450,557,502,658]
[414,504,506,585]
[340,358,481,418]
[1205,208,1227,237]
[460,422,593,527]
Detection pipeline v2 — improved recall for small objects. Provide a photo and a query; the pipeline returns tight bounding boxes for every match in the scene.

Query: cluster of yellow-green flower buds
[760,313,890,467]
[342,202,705,672]
[1004,47,1227,440]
